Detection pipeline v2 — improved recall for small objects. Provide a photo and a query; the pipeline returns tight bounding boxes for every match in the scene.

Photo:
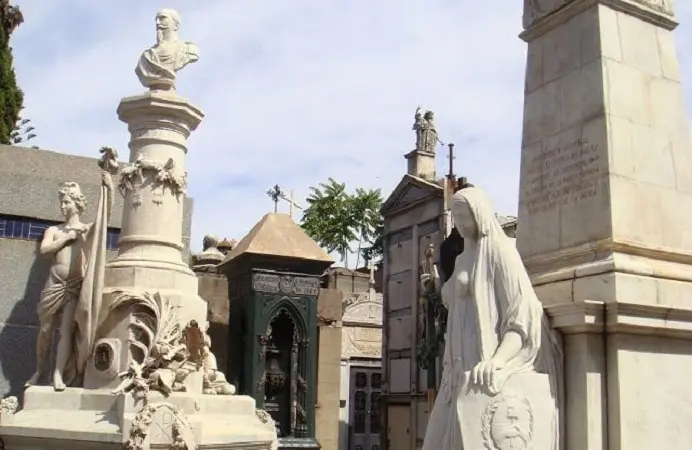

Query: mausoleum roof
[220,212,334,265]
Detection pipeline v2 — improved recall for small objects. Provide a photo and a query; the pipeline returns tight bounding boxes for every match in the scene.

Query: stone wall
[315,288,343,450]
[0,144,194,398]
[197,271,229,374]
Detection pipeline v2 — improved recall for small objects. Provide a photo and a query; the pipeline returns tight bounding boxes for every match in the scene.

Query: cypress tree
[0,1,23,145]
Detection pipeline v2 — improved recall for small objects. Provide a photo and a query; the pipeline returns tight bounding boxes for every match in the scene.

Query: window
[0,214,120,250]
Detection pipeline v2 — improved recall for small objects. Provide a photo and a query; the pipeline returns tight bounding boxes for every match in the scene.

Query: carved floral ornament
[107,290,236,449]
[118,154,188,206]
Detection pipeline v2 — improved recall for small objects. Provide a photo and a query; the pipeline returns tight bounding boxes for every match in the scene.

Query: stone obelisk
[518,1,692,449]
[84,8,208,388]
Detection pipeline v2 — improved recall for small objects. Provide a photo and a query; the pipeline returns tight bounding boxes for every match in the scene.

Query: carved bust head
[155,8,181,42]
[58,182,86,217]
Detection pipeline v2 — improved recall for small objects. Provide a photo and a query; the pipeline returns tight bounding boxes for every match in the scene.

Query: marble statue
[26,148,118,391]
[136,8,199,91]
[413,107,443,153]
[420,186,562,450]
[191,234,225,270]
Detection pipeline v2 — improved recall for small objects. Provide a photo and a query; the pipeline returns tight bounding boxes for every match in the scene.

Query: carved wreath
[481,394,534,450]
[118,154,188,205]
[124,402,195,450]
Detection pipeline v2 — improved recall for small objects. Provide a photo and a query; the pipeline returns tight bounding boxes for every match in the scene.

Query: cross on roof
[367,260,378,287]
[266,185,282,213]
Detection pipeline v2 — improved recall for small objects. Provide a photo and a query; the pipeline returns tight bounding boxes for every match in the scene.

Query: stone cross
[367,261,378,288]
[279,190,303,219]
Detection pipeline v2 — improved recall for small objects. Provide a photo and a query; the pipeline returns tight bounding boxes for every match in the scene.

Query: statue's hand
[66,229,78,242]
[420,273,432,285]
[471,358,505,390]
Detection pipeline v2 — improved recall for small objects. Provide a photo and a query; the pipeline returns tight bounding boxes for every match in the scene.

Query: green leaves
[300,178,384,266]
[0,1,24,146]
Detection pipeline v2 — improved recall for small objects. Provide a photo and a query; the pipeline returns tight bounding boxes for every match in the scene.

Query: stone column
[84,92,209,389]
[519,1,692,449]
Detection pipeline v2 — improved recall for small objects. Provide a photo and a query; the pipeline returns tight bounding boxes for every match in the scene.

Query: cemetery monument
[518,0,692,448]
[0,8,278,450]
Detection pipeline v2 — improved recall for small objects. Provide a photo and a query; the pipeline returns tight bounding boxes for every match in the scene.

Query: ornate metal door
[349,367,382,450]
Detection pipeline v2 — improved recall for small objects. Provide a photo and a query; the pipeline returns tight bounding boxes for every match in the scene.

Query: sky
[9,1,692,261]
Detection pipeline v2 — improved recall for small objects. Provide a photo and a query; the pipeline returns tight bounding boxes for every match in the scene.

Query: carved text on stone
[521,138,601,214]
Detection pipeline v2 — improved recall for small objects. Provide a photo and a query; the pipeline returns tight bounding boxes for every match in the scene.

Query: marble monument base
[0,387,276,449]
[456,371,556,450]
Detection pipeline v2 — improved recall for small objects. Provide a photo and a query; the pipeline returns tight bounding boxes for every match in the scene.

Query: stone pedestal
[518,1,692,449]
[0,387,276,449]
[404,149,436,181]
[84,92,209,389]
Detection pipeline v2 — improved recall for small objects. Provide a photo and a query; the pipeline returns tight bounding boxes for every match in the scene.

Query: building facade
[0,144,193,398]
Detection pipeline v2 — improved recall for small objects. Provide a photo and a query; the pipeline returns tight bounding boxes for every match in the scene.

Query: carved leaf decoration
[111,290,180,364]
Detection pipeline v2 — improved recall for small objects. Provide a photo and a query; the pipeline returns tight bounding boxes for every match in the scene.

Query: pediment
[342,292,382,326]
[381,174,443,215]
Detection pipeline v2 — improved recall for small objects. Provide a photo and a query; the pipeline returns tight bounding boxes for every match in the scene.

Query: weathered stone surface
[518,1,692,449]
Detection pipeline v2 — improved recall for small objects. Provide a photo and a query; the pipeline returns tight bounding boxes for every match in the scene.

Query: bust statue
[191,234,225,271]
[135,8,199,91]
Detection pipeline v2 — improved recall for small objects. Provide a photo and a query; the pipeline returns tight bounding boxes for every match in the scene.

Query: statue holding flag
[25,148,118,391]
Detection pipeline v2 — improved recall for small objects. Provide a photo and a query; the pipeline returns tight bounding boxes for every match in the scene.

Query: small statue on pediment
[413,106,443,154]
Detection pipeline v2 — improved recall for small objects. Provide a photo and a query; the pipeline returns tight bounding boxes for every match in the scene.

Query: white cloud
[9,1,692,260]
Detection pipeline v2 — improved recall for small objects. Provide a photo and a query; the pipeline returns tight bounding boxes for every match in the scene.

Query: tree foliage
[301,178,384,266]
[0,1,24,145]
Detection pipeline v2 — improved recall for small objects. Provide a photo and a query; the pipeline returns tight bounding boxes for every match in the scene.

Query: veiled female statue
[421,186,562,450]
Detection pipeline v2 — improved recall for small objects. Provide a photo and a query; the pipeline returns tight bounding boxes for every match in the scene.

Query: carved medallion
[279,276,294,294]
[94,342,115,372]
[481,394,534,450]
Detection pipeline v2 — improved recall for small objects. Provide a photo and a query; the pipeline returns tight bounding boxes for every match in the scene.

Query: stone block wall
[315,288,343,450]
[196,271,229,373]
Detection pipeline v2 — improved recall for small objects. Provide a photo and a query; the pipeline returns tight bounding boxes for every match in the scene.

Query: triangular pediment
[380,174,443,215]
[342,291,383,326]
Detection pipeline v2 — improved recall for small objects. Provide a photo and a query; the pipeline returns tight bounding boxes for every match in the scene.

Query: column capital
[521,0,677,42]
[117,91,204,135]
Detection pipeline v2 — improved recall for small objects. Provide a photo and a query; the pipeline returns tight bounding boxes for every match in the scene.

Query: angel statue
[420,186,563,450]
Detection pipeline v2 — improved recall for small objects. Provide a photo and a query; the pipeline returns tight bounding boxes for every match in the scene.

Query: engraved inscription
[521,138,601,214]
[253,273,280,293]
[293,277,320,296]
[355,327,382,342]
[252,273,320,296]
